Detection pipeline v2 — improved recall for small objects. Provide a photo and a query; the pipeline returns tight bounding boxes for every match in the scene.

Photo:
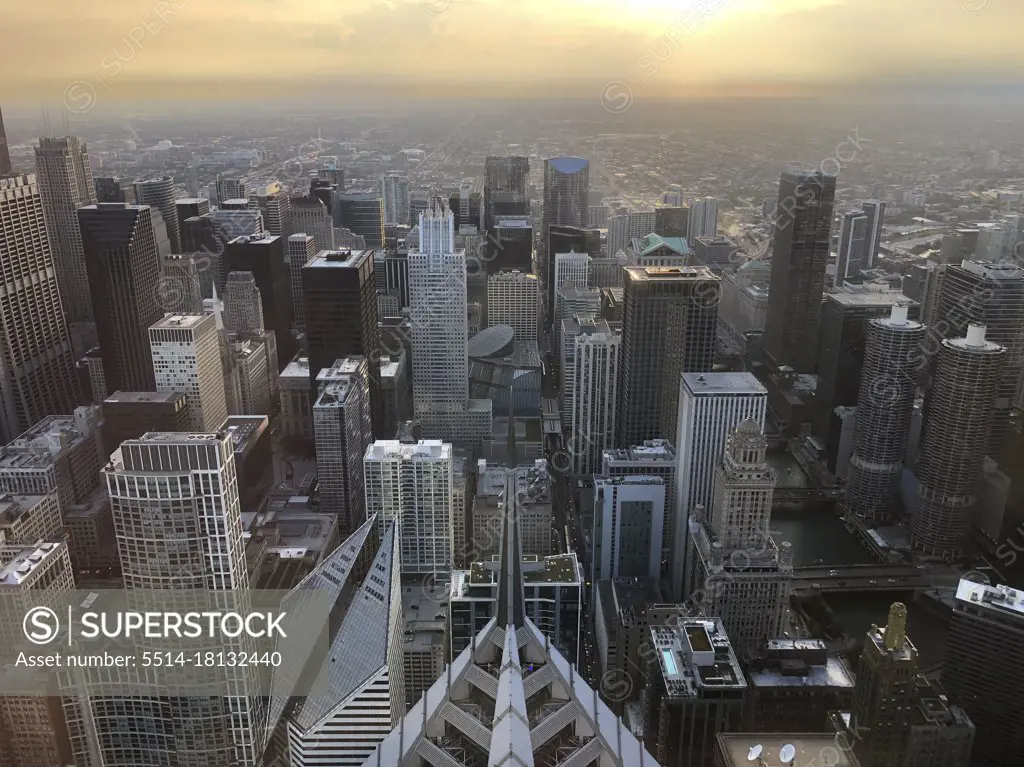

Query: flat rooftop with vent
[716,734,859,767]
[0,542,66,586]
[955,578,1024,618]
[650,618,746,700]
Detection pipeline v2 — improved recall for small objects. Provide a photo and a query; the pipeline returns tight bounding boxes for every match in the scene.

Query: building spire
[0,104,12,176]
[884,601,908,651]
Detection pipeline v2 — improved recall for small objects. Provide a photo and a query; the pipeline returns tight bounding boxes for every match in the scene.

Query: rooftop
[402,580,448,653]
[0,493,51,525]
[625,265,717,282]
[955,578,1024,620]
[305,248,371,269]
[150,313,211,330]
[717,734,858,767]
[0,542,64,586]
[0,414,96,469]
[826,291,917,308]
[462,551,582,587]
[682,372,767,396]
[223,416,268,454]
[281,356,311,379]
[650,619,746,699]
[603,439,676,464]
[365,440,451,461]
[315,380,356,407]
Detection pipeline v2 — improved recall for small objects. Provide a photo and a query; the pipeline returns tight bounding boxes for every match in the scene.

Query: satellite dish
[780,744,797,764]
[747,744,763,761]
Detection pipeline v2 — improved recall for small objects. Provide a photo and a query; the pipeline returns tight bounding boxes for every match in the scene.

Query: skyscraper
[912,325,1006,559]
[336,191,385,247]
[846,306,926,522]
[570,319,621,475]
[656,206,689,239]
[836,210,869,286]
[861,199,886,269]
[686,197,718,246]
[290,194,334,252]
[0,175,82,443]
[33,137,98,353]
[688,420,792,658]
[942,579,1024,767]
[223,271,265,335]
[78,202,163,393]
[484,155,530,227]
[249,190,291,239]
[486,270,539,345]
[674,372,767,601]
[101,390,191,449]
[133,175,182,253]
[302,249,382,436]
[543,157,590,320]
[0,106,11,176]
[608,210,658,258]
[763,169,837,372]
[286,233,315,330]
[617,266,720,448]
[159,253,203,313]
[149,313,228,432]
[313,357,373,533]
[378,173,410,225]
[222,234,294,369]
[409,200,469,430]
[933,259,1024,454]
[364,439,453,573]
[592,475,665,580]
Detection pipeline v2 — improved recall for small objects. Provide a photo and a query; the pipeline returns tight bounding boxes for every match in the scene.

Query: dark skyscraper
[484,155,530,227]
[0,106,11,176]
[302,250,382,436]
[763,169,837,372]
[655,206,689,239]
[617,265,719,447]
[836,210,869,286]
[222,234,294,369]
[490,218,534,273]
[101,390,191,450]
[336,192,385,247]
[175,197,209,241]
[0,175,82,443]
[133,176,182,253]
[94,176,127,203]
[543,158,590,321]
[78,203,163,393]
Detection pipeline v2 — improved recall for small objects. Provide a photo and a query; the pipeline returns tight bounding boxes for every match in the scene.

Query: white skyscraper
[607,211,658,258]
[34,137,98,354]
[379,173,410,226]
[364,439,453,574]
[592,475,665,581]
[673,371,766,600]
[570,321,621,475]
[313,357,373,534]
[149,313,228,432]
[486,270,539,345]
[687,197,718,246]
[688,420,792,654]
[409,199,472,438]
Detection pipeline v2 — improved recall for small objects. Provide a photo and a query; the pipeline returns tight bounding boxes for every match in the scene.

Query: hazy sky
[4,0,1022,104]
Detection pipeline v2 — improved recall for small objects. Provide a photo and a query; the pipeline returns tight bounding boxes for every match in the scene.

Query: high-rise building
[158,253,203,314]
[286,233,315,330]
[688,420,792,657]
[364,439,453,574]
[608,210,658,258]
[215,177,246,205]
[336,191,385,247]
[848,602,974,767]
[302,249,382,436]
[290,195,335,252]
[365,495,655,767]
[248,190,290,239]
[674,372,766,601]
[314,357,373,533]
[282,515,405,767]
[846,307,926,523]
[836,210,869,286]
[686,197,718,246]
[554,249,591,292]
[223,270,266,335]
[0,175,82,442]
[489,216,533,273]
[763,170,837,372]
[78,202,162,393]
[942,579,1024,767]
[101,390,191,449]
[933,260,1024,454]
[814,294,919,474]
[862,199,886,269]
[33,136,98,352]
[587,204,609,228]
[543,158,590,318]
[617,266,720,448]
[656,206,689,239]
[409,201,469,426]
[570,319,621,475]
[149,313,227,431]
[379,173,410,225]
[0,106,11,176]
[80,431,265,766]
[592,475,665,581]
[912,325,1005,559]
[222,234,294,369]
[133,175,181,253]
[484,155,530,227]
[603,440,676,568]
[94,176,127,203]
[486,270,539,345]
[643,618,747,767]
[175,196,209,235]
[693,235,738,270]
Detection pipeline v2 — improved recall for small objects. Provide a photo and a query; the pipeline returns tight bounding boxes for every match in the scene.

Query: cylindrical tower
[912,323,1006,559]
[845,305,925,522]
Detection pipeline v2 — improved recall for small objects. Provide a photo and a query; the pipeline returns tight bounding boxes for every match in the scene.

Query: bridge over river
[791,563,961,593]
